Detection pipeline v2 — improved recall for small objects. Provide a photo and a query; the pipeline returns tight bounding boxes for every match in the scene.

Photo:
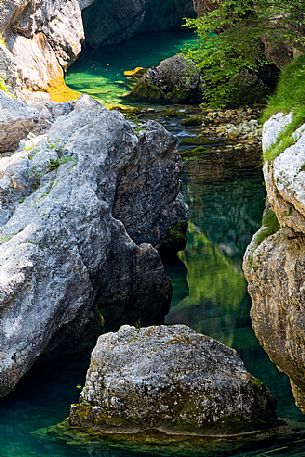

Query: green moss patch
[0,77,8,93]
[180,136,213,145]
[253,208,280,250]
[181,115,202,126]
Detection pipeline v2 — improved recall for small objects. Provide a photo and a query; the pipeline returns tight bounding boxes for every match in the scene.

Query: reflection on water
[66,31,195,106]
[166,169,305,424]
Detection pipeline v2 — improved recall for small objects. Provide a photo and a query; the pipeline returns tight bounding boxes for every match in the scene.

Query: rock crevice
[0,93,187,397]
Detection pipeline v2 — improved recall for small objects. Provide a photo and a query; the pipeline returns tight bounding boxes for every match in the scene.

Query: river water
[0,31,304,457]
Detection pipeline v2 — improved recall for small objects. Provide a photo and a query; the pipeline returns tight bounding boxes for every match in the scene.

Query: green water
[165,169,304,423]
[66,31,195,106]
[0,31,304,457]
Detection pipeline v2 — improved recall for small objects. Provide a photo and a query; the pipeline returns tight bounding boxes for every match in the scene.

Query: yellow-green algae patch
[47,75,81,102]
[34,419,305,457]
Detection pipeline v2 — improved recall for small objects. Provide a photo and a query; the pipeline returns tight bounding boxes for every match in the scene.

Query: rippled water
[0,30,304,457]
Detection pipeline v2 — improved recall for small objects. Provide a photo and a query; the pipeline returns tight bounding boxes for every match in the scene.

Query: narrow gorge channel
[0,30,304,457]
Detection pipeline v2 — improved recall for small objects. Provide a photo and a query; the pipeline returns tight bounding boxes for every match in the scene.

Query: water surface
[66,31,195,106]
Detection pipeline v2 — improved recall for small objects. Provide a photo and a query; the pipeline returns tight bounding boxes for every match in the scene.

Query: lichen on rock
[70,324,277,436]
[0,94,187,397]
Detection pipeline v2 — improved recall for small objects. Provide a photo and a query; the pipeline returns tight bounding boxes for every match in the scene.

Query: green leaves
[185,0,305,108]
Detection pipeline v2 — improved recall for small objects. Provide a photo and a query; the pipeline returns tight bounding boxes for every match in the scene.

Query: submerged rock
[70,324,277,436]
[131,55,203,104]
[243,114,305,414]
[0,95,187,397]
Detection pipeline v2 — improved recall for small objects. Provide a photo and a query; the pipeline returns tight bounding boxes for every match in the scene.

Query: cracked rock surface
[70,324,277,436]
[0,94,187,397]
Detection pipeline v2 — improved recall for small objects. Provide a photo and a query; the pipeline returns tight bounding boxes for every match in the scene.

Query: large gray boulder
[243,113,305,414]
[70,324,277,435]
[0,94,187,397]
[131,55,203,104]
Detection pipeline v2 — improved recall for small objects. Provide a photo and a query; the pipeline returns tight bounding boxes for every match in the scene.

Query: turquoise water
[66,31,195,106]
[0,31,304,457]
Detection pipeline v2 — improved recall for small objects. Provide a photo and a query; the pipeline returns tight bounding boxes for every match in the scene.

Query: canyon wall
[243,113,305,413]
[82,0,195,48]
[0,0,93,100]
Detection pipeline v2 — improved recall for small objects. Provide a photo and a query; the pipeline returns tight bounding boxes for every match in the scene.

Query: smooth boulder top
[70,324,277,436]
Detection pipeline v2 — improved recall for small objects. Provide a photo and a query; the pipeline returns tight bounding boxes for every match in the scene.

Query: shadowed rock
[0,90,39,153]
[82,0,195,48]
[131,55,203,104]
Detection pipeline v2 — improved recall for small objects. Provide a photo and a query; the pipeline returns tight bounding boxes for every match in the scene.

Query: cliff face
[82,0,195,49]
[0,0,92,100]
[193,0,219,15]
[243,114,305,413]
[0,0,196,100]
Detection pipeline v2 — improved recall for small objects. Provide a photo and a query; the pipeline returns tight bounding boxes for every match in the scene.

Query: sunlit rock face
[0,0,88,99]
[0,93,187,397]
[0,0,195,98]
[82,0,195,48]
[243,114,305,414]
[70,325,277,436]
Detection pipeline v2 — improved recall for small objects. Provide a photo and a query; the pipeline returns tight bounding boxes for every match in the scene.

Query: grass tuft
[263,56,305,161]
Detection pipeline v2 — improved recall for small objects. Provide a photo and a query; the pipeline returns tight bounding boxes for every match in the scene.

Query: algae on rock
[70,325,277,436]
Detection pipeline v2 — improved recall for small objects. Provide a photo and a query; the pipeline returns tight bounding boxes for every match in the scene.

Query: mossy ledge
[34,419,303,457]
[47,75,80,103]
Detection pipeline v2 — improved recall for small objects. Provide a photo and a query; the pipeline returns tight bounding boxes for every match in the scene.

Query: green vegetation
[263,56,305,161]
[253,208,280,249]
[181,115,202,126]
[177,223,247,312]
[180,136,212,145]
[0,77,8,92]
[185,0,305,108]
[0,234,14,244]
[0,34,6,48]
[49,156,76,171]
[262,57,305,121]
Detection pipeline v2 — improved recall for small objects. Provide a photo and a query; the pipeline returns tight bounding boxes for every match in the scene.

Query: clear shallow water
[0,31,304,457]
[66,31,195,106]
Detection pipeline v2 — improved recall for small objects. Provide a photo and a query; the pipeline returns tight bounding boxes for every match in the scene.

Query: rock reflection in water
[166,170,266,343]
[165,166,305,421]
